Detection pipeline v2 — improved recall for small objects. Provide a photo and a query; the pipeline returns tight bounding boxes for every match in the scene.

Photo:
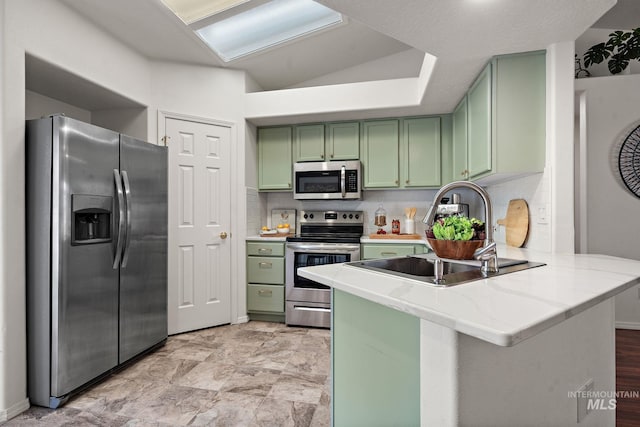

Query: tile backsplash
[257,173,551,252]
[266,189,437,236]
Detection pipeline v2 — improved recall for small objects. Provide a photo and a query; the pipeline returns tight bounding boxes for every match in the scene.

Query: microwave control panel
[346,169,358,192]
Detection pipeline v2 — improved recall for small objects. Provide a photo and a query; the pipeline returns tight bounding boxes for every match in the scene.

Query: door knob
[219,231,228,239]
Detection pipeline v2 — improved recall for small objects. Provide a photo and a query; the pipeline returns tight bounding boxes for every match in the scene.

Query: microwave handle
[341,165,346,198]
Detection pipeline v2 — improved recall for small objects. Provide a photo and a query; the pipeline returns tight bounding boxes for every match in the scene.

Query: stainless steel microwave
[293,161,361,200]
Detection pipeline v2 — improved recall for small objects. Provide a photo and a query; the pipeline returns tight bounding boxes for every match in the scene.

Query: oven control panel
[299,210,363,224]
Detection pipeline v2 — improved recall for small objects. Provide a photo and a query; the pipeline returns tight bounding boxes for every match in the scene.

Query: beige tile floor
[6,321,331,426]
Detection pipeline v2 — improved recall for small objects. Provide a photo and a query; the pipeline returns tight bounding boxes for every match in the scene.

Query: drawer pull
[380,252,398,256]
[258,262,273,269]
[258,289,273,297]
[257,248,273,254]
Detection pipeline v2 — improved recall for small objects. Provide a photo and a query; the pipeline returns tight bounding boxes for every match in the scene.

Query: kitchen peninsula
[299,245,640,427]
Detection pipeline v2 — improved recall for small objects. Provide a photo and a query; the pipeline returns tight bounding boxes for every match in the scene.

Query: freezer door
[119,135,168,363]
[51,116,120,398]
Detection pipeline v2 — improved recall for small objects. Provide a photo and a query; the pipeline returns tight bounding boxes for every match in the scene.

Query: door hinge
[161,135,170,146]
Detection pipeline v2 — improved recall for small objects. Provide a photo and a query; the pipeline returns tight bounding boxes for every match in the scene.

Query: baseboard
[0,398,30,422]
[616,321,640,330]
[235,315,249,324]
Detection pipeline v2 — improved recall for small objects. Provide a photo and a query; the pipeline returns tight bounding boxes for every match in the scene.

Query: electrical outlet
[577,378,594,423]
[537,205,549,224]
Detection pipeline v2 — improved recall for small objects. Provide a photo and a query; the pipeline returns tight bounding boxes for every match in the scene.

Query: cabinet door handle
[321,153,324,159]
[395,180,399,185]
[330,153,334,159]
[381,252,398,256]
[258,262,272,269]
[258,289,273,297]
[257,248,272,254]
[406,180,410,184]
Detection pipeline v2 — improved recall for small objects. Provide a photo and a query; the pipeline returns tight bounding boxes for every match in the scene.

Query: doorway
[162,113,233,334]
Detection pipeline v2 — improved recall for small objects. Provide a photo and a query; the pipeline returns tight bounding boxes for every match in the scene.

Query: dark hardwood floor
[617,329,640,426]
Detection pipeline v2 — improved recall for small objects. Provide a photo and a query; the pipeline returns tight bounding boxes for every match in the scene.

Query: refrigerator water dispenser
[72,194,112,244]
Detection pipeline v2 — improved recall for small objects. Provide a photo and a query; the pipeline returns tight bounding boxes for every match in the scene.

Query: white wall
[487,173,551,251]
[25,90,91,122]
[0,0,248,419]
[575,73,640,328]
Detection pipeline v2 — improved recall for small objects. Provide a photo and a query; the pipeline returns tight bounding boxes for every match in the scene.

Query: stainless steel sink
[347,255,545,287]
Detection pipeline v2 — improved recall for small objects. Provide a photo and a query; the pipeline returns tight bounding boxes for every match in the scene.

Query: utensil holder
[404,218,415,235]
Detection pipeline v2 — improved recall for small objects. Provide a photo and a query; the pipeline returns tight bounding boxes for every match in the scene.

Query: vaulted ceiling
[60,0,622,115]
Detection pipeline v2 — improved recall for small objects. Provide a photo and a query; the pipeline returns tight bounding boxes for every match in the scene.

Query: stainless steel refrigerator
[26,116,168,408]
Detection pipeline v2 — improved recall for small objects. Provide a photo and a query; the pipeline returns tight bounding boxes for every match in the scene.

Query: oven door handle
[287,243,360,252]
[341,165,346,198]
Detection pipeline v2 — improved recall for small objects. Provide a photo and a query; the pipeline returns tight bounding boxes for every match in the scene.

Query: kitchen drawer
[247,256,285,284]
[247,241,285,257]
[362,244,417,260]
[247,284,284,313]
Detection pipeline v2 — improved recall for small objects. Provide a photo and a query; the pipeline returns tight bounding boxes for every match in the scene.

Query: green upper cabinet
[361,120,400,188]
[490,51,546,179]
[454,51,546,183]
[467,63,492,179]
[326,122,360,160]
[295,124,325,162]
[452,96,469,181]
[258,126,292,191]
[401,117,441,188]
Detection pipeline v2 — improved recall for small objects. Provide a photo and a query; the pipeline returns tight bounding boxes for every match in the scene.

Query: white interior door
[166,117,232,334]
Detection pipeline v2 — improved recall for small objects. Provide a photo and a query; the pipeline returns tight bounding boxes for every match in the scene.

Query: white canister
[404,218,415,235]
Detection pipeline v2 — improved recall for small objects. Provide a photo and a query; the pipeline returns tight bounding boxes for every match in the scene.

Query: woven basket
[426,237,483,260]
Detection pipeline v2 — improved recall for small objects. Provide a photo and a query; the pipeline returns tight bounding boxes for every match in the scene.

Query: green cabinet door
[361,120,399,188]
[326,122,359,160]
[452,96,469,181]
[258,127,292,190]
[361,243,425,260]
[467,63,492,179]
[333,289,420,427]
[295,124,325,162]
[401,117,441,187]
[492,52,545,175]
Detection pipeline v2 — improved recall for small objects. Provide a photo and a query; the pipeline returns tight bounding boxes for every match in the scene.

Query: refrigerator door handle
[113,169,126,269]
[121,170,132,268]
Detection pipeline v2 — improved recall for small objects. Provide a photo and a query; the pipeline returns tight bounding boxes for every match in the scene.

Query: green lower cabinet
[247,284,284,313]
[247,256,284,285]
[333,289,420,427]
[247,241,286,322]
[361,243,427,260]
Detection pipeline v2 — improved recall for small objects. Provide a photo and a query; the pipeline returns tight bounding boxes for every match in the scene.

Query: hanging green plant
[583,27,640,75]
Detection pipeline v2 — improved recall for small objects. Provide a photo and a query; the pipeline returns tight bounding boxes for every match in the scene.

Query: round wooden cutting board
[496,199,529,247]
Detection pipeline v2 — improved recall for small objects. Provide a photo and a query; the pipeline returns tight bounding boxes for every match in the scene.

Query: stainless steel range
[285,210,363,328]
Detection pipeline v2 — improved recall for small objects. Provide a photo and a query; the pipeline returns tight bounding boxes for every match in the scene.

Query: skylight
[194,0,344,62]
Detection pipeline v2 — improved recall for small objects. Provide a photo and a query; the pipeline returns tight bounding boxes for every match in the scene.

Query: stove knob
[309,213,314,219]
[349,214,353,219]
[343,214,347,219]
[303,214,308,219]
[355,214,360,219]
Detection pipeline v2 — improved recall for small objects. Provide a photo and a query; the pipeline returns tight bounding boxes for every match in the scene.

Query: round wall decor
[618,124,640,198]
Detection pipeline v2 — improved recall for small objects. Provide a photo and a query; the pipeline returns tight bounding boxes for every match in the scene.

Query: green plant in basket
[430,216,485,241]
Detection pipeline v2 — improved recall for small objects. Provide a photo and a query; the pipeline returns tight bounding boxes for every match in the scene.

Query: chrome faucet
[423,181,498,274]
